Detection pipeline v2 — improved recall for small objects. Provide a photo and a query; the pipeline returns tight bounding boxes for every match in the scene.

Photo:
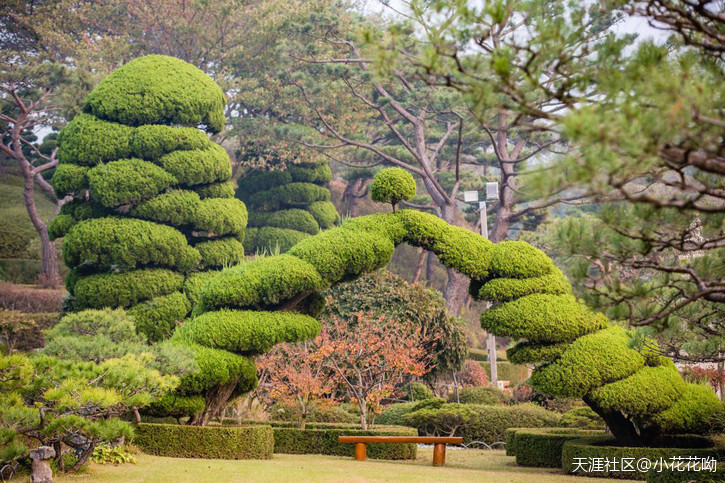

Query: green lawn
[57,448,635,482]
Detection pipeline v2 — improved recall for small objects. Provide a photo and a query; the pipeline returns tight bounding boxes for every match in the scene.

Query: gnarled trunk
[191,381,238,426]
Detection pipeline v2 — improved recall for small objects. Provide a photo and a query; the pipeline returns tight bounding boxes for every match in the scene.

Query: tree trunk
[359,399,367,430]
[584,396,656,446]
[440,203,470,315]
[411,248,427,283]
[342,178,369,217]
[22,174,61,288]
[192,381,238,426]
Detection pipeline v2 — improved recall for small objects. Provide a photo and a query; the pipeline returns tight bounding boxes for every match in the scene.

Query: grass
[57,448,635,483]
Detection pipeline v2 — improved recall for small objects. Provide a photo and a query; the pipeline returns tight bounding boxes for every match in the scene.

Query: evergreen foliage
[370,167,416,211]
[236,161,339,254]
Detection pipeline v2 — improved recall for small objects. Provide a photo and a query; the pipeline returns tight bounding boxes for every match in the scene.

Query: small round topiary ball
[370,167,416,211]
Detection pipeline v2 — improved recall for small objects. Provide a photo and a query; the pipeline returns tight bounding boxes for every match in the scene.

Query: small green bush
[287,162,331,184]
[87,158,176,207]
[51,163,89,196]
[83,55,226,133]
[182,271,221,306]
[267,404,358,424]
[653,384,725,434]
[487,240,556,280]
[127,291,191,342]
[48,214,76,240]
[158,144,231,186]
[306,201,339,229]
[133,423,273,459]
[476,268,571,302]
[402,382,434,401]
[195,237,245,269]
[195,180,235,199]
[559,407,606,430]
[562,435,718,480]
[143,394,206,420]
[370,167,416,209]
[63,217,200,271]
[175,344,257,395]
[236,170,292,199]
[454,386,510,405]
[132,190,201,226]
[72,269,184,309]
[507,341,569,365]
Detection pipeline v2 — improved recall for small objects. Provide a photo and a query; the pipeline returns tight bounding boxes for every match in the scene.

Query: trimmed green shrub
[128,291,191,342]
[72,269,184,309]
[562,435,719,480]
[192,198,247,235]
[488,240,556,279]
[195,180,235,199]
[87,158,177,207]
[175,343,257,395]
[481,294,609,344]
[512,428,605,467]
[287,162,332,184]
[560,407,606,430]
[201,255,324,309]
[376,398,446,426]
[143,394,206,420]
[306,201,339,229]
[370,167,416,210]
[83,55,226,132]
[246,182,330,210]
[63,217,200,271]
[158,144,232,186]
[175,309,321,354]
[507,340,569,365]
[60,199,109,220]
[56,113,133,165]
[402,382,434,401]
[195,237,245,269]
[183,271,221,306]
[247,421,417,460]
[51,163,89,196]
[403,402,561,444]
[248,209,320,235]
[48,214,76,240]
[267,404,358,424]
[133,190,201,226]
[475,268,572,302]
[653,384,725,434]
[129,124,212,159]
[133,423,273,459]
[236,170,292,198]
[454,386,510,405]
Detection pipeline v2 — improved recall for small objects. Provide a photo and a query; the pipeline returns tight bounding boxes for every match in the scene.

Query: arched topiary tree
[49,55,246,418]
[182,177,721,438]
[370,167,416,212]
[236,161,340,253]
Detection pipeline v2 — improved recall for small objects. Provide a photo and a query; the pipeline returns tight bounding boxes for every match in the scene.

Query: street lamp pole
[464,183,499,389]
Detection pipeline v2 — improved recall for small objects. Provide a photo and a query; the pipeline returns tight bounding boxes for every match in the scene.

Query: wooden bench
[337,436,463,466]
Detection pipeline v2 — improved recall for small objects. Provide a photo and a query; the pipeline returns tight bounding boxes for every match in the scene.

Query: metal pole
[480,201,498,388]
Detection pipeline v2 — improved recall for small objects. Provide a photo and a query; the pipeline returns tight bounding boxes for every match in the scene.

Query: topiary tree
[370,167,416,212]
[49,55,246,419]
[236,161,340,254]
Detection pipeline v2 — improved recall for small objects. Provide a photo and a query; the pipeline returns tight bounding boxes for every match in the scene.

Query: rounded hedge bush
[133,423,273,459]
[370,167,416,210]
[454,386,511,405]
[510,428,606,468]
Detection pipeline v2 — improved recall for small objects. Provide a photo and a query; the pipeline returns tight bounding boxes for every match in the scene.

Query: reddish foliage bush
[0,281,65,313]
[456,360,489,387]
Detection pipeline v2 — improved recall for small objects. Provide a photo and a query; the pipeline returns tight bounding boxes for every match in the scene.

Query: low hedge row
[561,435,720,480]
[241,421,417,460]
[506,427,605,467]
[133,423,273,459]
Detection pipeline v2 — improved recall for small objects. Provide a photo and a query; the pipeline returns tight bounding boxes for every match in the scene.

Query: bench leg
[354,443,367,461]
[433,443,446,466]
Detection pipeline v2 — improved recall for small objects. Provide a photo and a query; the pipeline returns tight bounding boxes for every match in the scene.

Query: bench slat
[338,436,462,444]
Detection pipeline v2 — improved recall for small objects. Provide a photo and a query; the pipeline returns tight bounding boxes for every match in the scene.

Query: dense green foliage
[83,55,227,132]
[509,428,604,468]
[376,398,445,427]
[402,402,560,444]
[133,423,273,459]
[370,167,416,210]
[454,386,510,405]
[52,55,250,421]
[236,161,338,254]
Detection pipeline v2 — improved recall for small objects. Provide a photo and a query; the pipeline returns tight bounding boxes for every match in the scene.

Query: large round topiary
[236,161,339,254]
[52,56,248,422]
[370,167,416,211]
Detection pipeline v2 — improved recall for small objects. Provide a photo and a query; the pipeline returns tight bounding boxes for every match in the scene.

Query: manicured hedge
[287,162,332,184]
[129,124,212,159]
[561,435,719,480]
[248,209,320,235]
[51,163,89,196]
[87,158,177,207]
[56,113,133,165]
[306,201,339,229]
[376,399,445,427]
[195,180,235,199]
[72,268,184,309]
[192,198,247,235]
[243,422,417,460]
[133,423,273,459]
[242,227,310,254]
[158,144,232,186]
[246,182,330,210]
[195,237,245,269]
[453,386,510,405]
[509,428,605,468]
[127,291,191,342]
